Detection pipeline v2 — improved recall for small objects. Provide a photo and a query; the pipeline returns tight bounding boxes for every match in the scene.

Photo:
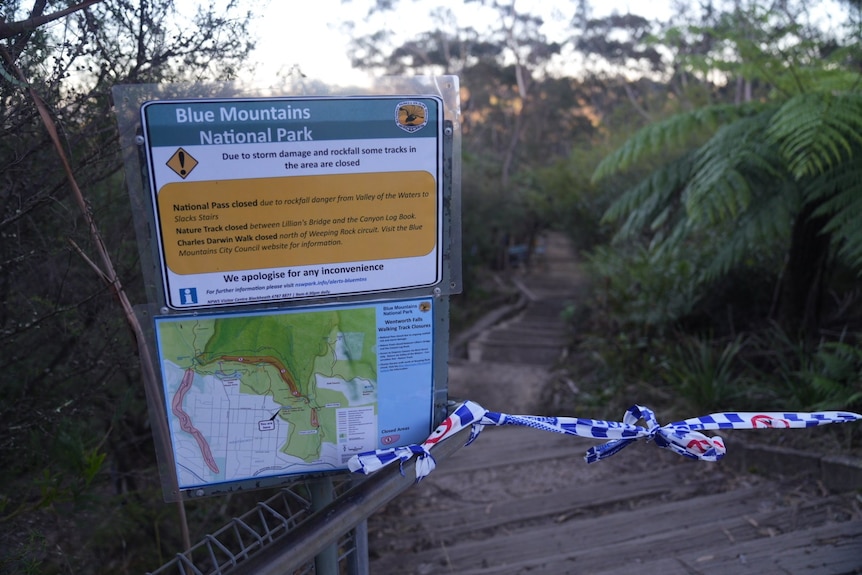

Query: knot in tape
[347,443,436,479]
[584,404,727,463]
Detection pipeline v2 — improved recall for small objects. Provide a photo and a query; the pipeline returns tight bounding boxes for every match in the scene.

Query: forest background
[1,0,861,572]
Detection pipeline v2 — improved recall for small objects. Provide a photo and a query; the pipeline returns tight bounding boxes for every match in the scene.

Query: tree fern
[587,8,862,330]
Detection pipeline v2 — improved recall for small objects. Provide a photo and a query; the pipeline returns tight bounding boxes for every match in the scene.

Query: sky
[246,0,675,88]
[248,0,373,87]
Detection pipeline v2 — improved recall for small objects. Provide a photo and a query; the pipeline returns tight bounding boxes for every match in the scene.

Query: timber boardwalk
[368,232,862,575]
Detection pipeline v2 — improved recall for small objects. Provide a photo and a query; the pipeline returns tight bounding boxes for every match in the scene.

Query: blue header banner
[143,97,440,147]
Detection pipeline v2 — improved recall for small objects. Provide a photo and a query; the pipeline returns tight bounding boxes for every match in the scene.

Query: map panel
[154,299,435,491]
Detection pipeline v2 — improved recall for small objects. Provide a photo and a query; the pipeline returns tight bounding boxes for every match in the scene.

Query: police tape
[347,400,862,481]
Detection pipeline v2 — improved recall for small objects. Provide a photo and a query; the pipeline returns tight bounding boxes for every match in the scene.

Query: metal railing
[147,425,469,575]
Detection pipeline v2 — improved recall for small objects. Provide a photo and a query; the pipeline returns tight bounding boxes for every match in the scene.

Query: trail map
[155,300,434,490]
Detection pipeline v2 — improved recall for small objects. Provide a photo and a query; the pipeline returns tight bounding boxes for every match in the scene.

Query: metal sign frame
[139,95,450,310]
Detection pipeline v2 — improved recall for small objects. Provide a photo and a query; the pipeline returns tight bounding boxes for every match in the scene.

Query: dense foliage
[581,1,862,422]
[1,1,254,572]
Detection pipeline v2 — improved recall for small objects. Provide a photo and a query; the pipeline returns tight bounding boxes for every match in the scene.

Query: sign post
[114,80,461,501]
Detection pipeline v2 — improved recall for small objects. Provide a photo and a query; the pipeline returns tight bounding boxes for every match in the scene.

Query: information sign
[140,97,444,309]
[155,298,435,491]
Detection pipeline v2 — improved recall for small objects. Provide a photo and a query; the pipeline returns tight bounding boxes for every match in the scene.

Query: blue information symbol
[179,287,198,305]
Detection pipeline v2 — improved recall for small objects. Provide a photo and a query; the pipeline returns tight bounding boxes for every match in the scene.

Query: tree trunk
[778,201,830,334]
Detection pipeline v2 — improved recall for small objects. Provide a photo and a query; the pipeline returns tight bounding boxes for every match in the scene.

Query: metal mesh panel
[147,483,319,575]
[147,423,469,575]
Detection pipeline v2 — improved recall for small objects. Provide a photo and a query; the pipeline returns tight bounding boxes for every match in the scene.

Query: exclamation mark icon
[167,148,197,179]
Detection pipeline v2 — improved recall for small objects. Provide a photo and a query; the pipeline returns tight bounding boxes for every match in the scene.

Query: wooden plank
[676,520,862,575]
[385,466,690,536]
[584,521,862,575]
[486,496,856,575]
[371,494,855,575]
[370,486,770,574]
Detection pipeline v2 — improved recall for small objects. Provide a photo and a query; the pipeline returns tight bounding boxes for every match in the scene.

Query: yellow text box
[160,172,437,275]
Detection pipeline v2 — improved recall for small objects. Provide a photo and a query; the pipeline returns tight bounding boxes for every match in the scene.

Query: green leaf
[767,92,862,179]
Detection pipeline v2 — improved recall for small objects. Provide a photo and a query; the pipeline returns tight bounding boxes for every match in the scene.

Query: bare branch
[0,0,105,41]
[623,82,653,122]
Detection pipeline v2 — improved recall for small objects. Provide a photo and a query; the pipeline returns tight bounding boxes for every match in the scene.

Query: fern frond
[806,155,862,208]
[592,102,766,182]
[767,92,862,180]
[791,43,862,93]
[792,68,862,94]
[602,152,694,237]
[684,110,785,225]
[701,182,796,281]
[649,214,696,261]
[836,239,862,271]
[822,195,862,242]
[810,164,862,271]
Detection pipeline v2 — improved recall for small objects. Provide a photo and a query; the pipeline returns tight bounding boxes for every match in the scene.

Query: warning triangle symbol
[166,148,198,179]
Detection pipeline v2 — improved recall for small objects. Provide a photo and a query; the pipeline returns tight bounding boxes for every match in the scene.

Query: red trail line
[172,368,220,474]
[214,355,301,397]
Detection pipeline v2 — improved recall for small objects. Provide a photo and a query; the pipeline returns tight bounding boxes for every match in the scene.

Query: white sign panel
[141,97,444,309]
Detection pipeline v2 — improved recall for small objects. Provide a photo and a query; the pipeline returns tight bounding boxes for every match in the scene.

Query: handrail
[147,425,470,575]
[234,425,470,574]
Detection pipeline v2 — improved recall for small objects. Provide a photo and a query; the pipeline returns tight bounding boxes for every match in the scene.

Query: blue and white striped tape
[347,401,861,481]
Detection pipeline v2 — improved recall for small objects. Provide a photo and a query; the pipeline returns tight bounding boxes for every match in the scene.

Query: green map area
[157,306,379,488]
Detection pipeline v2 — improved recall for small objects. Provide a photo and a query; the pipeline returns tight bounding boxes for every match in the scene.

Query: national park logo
[395,101,428,133]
